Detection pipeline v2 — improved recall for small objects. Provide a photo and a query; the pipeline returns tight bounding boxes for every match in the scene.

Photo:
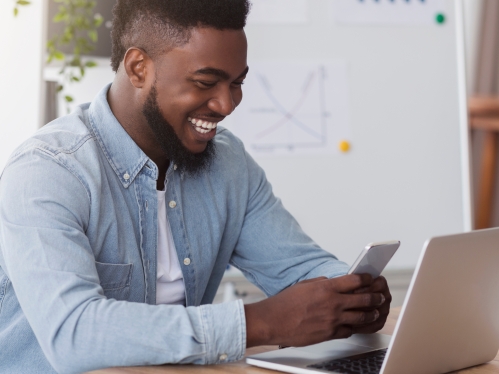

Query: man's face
[147,27,248,157]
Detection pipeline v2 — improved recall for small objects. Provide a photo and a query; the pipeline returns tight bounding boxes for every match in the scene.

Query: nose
[207,86,236,116]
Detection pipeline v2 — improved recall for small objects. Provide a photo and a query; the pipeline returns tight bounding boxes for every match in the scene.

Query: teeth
[188,117,218,133]
[194,127,210,134]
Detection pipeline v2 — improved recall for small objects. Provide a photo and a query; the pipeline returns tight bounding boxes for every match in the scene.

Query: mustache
[189,112,225,120]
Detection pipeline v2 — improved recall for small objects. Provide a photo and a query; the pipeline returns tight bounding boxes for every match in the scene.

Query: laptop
[246,228,499,374]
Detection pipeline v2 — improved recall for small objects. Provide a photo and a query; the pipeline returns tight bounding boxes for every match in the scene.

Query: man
[0,1,391,373]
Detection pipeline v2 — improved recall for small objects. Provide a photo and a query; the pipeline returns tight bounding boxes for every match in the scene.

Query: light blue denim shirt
[0,84,349,374]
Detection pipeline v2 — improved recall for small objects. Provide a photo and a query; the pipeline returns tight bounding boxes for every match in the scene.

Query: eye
[196,81,217,88]
[232,80,245,87]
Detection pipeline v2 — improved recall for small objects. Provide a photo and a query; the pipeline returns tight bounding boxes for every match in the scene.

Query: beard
[141,85,216,176]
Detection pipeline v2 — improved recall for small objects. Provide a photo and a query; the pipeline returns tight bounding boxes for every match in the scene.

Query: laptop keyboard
[307,348,387,373]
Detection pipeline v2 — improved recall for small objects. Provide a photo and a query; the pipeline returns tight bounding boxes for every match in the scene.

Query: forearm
[24,296,246,373]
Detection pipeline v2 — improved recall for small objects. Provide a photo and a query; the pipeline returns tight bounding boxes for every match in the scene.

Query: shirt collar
[87,83,153,188]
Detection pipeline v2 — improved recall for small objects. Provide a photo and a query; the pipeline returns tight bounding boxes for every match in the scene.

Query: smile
[188,117,218,134]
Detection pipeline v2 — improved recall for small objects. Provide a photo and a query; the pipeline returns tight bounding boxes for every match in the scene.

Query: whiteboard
[225,0,471,269]
[45,0,471,270]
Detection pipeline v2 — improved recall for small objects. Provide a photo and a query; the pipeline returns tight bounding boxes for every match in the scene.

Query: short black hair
[110,0,251,72]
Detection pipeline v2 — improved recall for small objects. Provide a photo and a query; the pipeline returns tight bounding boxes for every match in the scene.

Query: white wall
[0,1,45,171]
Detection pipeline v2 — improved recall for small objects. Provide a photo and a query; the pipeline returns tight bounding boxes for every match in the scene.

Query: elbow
[43,343,93,374]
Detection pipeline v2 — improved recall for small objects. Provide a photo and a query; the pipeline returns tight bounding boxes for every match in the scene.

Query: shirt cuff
[305,261,350,281]
[199,299,246,364]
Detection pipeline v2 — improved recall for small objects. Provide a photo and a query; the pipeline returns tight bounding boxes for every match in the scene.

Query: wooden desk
[88,307,499,373]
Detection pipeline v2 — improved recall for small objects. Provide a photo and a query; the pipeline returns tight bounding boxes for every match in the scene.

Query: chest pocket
[95,262,133,301]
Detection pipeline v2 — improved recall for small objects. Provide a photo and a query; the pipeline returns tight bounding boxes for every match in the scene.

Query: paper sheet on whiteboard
[330,0,447,26]
[229,61,351,157]
[247,0,309,25]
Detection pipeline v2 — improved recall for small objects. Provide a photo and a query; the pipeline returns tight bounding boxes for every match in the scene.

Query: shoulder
[198,127,267,190]
[210,126,252,173]
[213,126,247,164]
[6,104,96,167]
[1,104,102,200]
[213,126,245,154]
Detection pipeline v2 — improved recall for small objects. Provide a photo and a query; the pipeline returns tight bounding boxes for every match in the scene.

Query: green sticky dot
[436,13,446,24]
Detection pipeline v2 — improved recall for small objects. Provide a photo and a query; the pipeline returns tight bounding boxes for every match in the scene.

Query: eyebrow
[193,66,249,80]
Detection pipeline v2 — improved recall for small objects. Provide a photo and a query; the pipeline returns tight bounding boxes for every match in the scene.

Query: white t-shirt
[156,187,186,305]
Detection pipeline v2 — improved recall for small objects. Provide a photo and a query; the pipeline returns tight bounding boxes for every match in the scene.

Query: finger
[353,286,370,294]
[340,309,380,326]
[342,292,386,310]
[330,274,374,293]
[367,277,392,306]
[369,276,389,293]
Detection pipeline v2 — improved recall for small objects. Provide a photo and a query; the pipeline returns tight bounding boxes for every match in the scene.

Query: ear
[123,47,152,88]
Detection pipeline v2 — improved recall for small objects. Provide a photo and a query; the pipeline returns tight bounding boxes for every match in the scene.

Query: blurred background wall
[0,0,494,306]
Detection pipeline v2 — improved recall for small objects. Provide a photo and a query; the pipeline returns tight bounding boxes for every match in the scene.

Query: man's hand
[244,274,390,348]
[351,276,392,334]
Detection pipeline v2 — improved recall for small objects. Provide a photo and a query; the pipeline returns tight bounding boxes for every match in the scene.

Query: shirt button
[219,353,228,361]
[174,164,178,170]
[123,173,130,181]
[169,201,177,208]
[183,258,191,266]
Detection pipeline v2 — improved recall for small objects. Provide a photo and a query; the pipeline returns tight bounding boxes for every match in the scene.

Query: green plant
[14,0,103,111]
[13,0,31,16]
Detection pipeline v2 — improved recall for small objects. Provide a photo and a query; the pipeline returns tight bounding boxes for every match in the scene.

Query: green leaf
[85,61,97,68]
[53,13,66,22]
[53,51,65,60]
[64,95,73,103]
[13,7,18,17]
[88,30,98,43]
[71,76,80,82]
[17,0,31,5]
[57,85,64,92]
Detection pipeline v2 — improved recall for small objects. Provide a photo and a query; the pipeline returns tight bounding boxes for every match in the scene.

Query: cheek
[233,89,243,107]
[160,95,197,121]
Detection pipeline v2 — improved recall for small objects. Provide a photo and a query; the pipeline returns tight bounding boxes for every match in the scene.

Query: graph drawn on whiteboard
[330,0,447,26]
[230,61,350,156]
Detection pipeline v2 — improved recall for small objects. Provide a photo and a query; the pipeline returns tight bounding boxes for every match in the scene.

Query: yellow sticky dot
[339,140,351,153]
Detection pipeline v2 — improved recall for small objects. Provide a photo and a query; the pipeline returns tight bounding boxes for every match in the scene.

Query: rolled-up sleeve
[230,147,350,297]
[199,300,246,363]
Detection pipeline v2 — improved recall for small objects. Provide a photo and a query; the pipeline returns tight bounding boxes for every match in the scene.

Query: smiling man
[0,1,391,373]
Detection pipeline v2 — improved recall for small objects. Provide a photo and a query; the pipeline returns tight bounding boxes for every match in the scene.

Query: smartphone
[348,240,400,278]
